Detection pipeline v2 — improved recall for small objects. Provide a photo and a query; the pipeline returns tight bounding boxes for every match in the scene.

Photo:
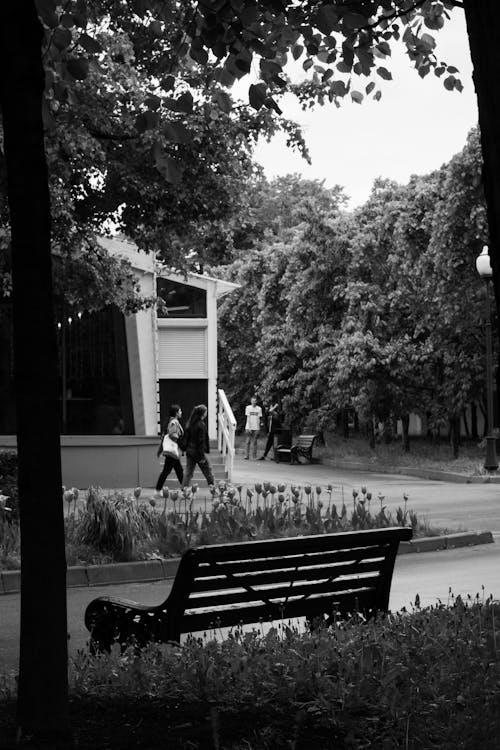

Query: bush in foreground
[2,597,499,748]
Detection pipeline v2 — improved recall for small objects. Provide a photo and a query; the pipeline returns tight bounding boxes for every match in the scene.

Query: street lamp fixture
[475,245,498,472]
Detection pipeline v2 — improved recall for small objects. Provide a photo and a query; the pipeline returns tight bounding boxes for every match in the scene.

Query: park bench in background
[275,433,320,464]
[85,527,412,651]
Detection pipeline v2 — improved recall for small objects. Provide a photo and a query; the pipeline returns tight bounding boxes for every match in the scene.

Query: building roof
[98,235,240,297]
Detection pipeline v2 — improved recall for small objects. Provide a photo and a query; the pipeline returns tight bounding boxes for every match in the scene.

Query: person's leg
[251,430,259,459]
[245,430,251,459]
[261,431,274,458]
[198,457,214,486]
[155,457,173,491]
[173,458,183,485]
[182,455,196,487]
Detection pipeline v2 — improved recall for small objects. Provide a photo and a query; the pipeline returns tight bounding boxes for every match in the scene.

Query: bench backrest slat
[190,557,386,594]
[191,545,390,580]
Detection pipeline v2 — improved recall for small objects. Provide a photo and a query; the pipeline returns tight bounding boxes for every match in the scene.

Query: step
[162,467,227,489]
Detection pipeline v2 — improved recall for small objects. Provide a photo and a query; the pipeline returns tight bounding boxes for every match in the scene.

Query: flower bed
[1,481,449,571]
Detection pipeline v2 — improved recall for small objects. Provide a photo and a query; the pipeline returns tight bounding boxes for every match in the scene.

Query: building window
[0,303,135,435]
[156,278,207,318]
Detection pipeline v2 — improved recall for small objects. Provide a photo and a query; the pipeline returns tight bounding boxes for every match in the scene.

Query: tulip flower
[133,487,142,499]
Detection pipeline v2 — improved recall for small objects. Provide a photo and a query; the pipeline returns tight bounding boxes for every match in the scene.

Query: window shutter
[158,328,207,378]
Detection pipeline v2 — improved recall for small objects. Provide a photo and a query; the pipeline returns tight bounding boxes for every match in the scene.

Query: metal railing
[217,388,236,481]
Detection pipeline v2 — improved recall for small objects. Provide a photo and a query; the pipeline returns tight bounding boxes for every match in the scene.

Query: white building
[0,236,238,487]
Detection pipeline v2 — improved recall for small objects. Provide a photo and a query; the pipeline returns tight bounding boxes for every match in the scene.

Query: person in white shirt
[244,395,263,460]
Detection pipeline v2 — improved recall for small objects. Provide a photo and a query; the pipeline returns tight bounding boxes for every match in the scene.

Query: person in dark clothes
[155,404,184,495]
[258,402,282,460]
[182,404,215,487]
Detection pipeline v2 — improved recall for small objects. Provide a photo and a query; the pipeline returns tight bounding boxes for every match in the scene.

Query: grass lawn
[320,433,499,476]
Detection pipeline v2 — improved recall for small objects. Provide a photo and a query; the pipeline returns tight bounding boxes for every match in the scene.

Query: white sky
[238,8,478,209]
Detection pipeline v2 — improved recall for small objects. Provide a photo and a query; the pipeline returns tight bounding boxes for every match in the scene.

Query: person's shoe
[244,456,249,460]
[258,456,266,460]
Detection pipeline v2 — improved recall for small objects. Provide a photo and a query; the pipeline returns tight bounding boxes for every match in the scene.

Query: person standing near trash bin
[258,402,282,460]
[244,395,263,460]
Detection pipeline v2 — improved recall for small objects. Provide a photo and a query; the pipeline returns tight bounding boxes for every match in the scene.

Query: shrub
[12,597,494,749]
[75,488,157,561]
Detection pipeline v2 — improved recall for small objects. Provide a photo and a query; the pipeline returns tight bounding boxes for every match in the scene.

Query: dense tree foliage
[216,128,495,450]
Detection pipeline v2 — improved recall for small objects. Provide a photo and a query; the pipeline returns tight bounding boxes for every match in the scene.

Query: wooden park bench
[276,433,320,464]
[85,527,412,651]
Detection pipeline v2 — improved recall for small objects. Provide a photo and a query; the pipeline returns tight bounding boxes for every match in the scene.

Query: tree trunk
[367,418,375,450]
[450,415,461,459]
[462,408,470,438]
[0,3,71,741]
[464,1,500,430]
[471,401,479,440]
[401,413,410,453]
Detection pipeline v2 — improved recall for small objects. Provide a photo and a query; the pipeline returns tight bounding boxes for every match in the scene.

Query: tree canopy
[216,128,495,449]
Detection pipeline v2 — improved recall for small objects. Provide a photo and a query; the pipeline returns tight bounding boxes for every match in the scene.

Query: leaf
[66,57,89,80]
[161,75,175,92]
[377,66,392,81]
[292,44,304,61]
[175,91,193,114]
[213,90,232,114]
[316,6,339,35]
[135,110,159,133]
[166,91,194,114]
[164,122,191,144]
[443,75,457,91]
[342,12,368,30]
[78,33,102,54]
[35,0,58,28]
[330,79,347,97]
[248,83,267,111]
[155,154,183,183]
[53,27,72,51]
[420,33,436,51]
[351,90,363,104]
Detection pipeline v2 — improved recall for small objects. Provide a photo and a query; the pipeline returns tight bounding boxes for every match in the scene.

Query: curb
[322,458,500,484]
[0,532,494,595]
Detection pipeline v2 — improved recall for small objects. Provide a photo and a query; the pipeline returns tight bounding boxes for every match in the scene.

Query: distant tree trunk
[464,1,500,423]
[341,408,349,439]
[367,418,375,450]
[450,415,461,459]
[462,408,470,438]
[401,413,410,453]
[0,3,71,742]
[471,402,479,439]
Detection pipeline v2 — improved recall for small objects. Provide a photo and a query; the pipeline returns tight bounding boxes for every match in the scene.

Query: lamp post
[475,245,498,471]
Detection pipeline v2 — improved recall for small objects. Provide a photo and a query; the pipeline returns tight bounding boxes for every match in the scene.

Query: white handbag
[162,434,179,459]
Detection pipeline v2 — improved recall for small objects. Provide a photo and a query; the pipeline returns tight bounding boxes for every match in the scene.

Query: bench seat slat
[182,588,377,632]
[191,559,384,593]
